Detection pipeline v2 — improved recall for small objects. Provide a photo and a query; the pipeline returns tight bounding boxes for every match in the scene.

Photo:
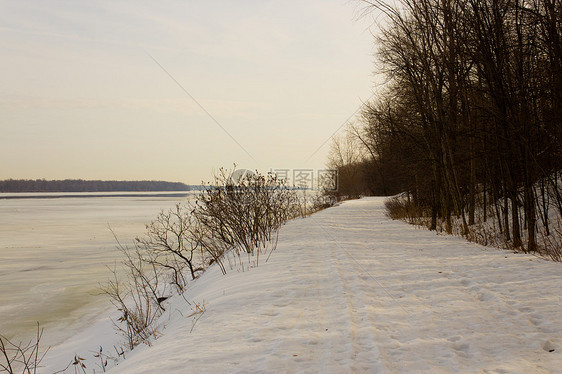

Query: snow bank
[42,197,561,373]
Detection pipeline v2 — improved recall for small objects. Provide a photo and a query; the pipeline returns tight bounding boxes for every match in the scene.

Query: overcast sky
[0,0,376,184]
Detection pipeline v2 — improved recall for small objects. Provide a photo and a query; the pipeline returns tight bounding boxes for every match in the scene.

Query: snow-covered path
[58,197,561,373]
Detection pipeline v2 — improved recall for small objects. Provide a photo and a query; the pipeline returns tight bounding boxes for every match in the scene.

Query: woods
[331,0,562,258]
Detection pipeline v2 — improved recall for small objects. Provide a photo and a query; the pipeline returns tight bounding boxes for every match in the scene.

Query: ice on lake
[0,192,194,345]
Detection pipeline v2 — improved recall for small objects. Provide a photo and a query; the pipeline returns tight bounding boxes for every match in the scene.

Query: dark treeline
[0,179,191,193]
[331,0,562,256]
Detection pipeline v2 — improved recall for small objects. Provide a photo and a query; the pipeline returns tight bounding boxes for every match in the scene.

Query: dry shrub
[101,167,333,352]
[193,168,296,272]
[0,323,46,374]
[537,219,562,261]
[136,203,207,288]
[101,239,167,350]
[385,195,427,223]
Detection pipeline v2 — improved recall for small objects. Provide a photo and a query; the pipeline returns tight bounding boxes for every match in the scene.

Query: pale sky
[0,0,375,184]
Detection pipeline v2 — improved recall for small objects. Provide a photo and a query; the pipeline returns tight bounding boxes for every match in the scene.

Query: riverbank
[37,197,562,373]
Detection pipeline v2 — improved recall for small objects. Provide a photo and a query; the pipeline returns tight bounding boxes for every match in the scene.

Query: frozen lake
[0,192,195,344]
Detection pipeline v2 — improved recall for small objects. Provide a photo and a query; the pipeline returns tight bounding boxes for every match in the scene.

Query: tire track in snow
[252,218,356,373]
[328,230,385,372]
[309,210,390,373]
[317,198,561,373]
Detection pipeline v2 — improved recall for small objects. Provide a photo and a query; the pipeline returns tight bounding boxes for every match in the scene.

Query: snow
[41,197,562,373]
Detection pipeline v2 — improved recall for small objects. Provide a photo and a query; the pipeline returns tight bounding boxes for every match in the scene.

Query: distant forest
[0,179,191,193]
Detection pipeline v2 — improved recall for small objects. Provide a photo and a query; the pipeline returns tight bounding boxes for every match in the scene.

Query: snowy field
[42,197,561,373]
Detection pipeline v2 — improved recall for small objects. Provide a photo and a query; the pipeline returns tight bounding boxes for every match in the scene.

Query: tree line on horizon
[330,0,561,256]
[0,179,191,193]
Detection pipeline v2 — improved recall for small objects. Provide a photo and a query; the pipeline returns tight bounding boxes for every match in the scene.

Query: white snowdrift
[43,197,561,373]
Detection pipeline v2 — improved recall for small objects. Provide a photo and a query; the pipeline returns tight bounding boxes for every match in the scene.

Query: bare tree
[350,0,561,257]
